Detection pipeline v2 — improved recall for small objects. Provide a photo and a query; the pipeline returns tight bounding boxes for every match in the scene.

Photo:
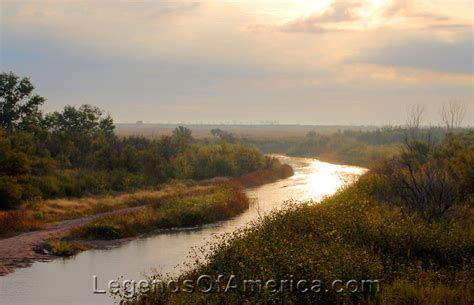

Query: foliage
[0,210,45,237]
[124,132,473,305]
[44,239,87,257]
[245,126,456,167]
[70,184,249,240]
[0,72,284,209]
[125,182,473,305]
[0,72,45,133]
[367,131,473,218]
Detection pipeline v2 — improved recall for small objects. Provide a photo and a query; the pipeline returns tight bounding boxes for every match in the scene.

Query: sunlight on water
[304,160,367,201]
[0,156,367,305]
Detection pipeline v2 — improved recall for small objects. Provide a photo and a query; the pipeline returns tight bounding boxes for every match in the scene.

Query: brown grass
[21,184,212,222]
[68,183,249,240]
[0,211,45,238]
[0,184,213,237]
[0,165,292,238]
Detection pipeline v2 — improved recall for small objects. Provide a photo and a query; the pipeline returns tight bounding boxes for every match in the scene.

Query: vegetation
[0,72,289,210]
[42,239,87,257]
[70,184,249,240]
[0,210,45,238]
[244,126,458,167]
[124,131,473,305]
[366,131,474,219]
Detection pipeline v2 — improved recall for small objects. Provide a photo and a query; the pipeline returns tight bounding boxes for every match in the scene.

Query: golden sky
[1,0,473,124]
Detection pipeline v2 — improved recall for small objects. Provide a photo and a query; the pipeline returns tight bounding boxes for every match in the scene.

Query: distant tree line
[0,72,281,209]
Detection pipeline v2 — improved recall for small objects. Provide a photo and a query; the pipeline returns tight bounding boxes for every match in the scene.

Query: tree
[440,100,466,130]
[211,128,236,142]
[0,72,45,133]
[45,104,114,136]
[172,126,194,151]
[406,105,424,135]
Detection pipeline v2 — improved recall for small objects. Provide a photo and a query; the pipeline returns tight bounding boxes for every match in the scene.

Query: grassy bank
[69,184,249,240]
[123,182,473,305]
[64,163,293,241]
[309,143,401,167]
[0,184,208,238]
[123,132,473,305]
[0,159,292,238]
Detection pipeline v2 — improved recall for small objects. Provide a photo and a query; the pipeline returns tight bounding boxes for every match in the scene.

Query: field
[115,124,377,139]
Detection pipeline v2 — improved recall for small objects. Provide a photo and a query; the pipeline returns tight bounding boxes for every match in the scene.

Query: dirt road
[0,206,144,276]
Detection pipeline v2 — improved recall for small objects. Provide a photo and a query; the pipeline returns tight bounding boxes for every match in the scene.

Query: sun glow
[303,160,368,201]
[219,0,333,22]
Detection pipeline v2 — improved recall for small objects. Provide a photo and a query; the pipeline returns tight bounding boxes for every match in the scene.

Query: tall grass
[0,184,214,237]
[70,184,249,240]
[125,181,473,305]
[0,211,45,238]
[0,159,293,238]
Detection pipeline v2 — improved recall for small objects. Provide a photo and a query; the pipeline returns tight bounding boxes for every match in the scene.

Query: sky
[1,0,473,125]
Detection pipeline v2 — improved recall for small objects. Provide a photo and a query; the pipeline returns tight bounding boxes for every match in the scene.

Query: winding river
[0,156,367,305]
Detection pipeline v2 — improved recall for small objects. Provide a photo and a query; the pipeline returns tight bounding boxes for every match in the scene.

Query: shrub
[0,177,24,209]
[124,184,473,305]
[81,223,122,240]
[0,210,45,237]
[70,185,250,240]
[45,239,86,257]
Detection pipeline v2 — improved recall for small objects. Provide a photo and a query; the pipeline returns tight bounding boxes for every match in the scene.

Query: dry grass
[124,184,473,305]
[21,184,212,222]
[0,183,212,237]
[68,183,249,240]
[0,211,45,238]
[0,165,292,238]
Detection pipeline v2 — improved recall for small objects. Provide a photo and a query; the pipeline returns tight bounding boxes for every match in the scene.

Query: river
[0,156,367,305]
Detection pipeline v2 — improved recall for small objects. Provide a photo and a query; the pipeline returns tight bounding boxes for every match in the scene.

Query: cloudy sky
[1,0,473,125]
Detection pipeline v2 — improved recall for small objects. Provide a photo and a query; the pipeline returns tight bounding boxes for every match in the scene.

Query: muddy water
[0,156,367,305]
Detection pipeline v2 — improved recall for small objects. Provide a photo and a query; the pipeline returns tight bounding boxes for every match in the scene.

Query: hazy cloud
[350,37,473,74]
[281,0,363,33]
[383,0,470,29]
[1,0,472,124]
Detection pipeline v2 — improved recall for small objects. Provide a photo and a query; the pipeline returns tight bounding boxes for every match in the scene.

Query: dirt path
[0,205,145,276]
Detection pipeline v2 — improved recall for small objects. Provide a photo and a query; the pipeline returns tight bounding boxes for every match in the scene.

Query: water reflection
[0,156,366,305]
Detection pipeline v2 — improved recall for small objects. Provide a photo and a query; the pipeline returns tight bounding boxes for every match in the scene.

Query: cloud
[279,0,471,34]
[1,0,472,124]
[383,0,412,17]
[383,0,471,29]
[350,37,473,74]
[281,0,363,33]
[145,1,201,19]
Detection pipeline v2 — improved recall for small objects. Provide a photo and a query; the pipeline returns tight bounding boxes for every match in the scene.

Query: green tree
[172,126,193,151]
[0,72,45,133]
[45,104,114,136]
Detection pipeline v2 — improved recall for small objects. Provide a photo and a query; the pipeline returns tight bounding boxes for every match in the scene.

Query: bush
[0,177,24,209]
[81,223,122,240]
[0,210,45,237]
[45,239,86,257]
[124,184,473,304]
[70,185,250,240]
[366,133,473,219]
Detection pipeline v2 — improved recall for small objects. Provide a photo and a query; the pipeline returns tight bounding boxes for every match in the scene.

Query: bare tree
[406,104,425,131]
[440,100,466,129]
[391,158,459,219]
[404,104,425,148]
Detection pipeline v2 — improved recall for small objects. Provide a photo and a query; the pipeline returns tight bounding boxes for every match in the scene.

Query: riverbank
[0,165,293,276]
[125,132,473,305]
[124,179,473,305]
